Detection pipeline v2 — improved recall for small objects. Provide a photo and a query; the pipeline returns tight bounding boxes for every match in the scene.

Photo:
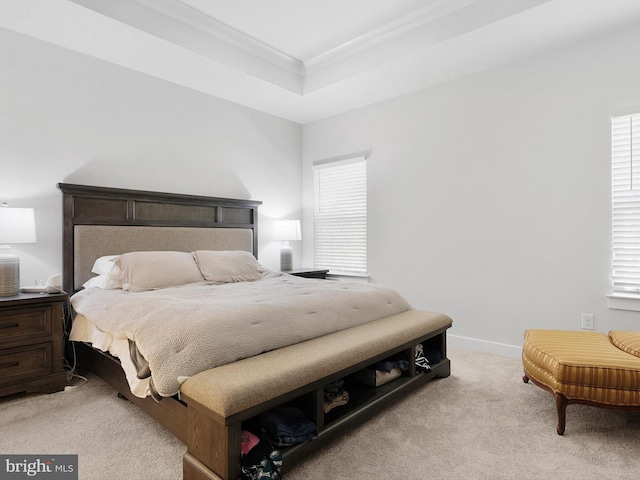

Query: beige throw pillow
[192,250,262,284]
[116,251,205,292]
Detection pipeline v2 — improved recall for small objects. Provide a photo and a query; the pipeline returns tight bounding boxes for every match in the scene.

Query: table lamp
[0,203,37,296]
[274,219,301,271]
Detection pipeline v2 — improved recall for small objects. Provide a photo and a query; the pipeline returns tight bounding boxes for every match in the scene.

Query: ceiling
[2,0,640,124]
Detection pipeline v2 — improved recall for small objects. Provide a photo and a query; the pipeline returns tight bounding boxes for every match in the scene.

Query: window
[611,112,640,294]
[313,155,367,276]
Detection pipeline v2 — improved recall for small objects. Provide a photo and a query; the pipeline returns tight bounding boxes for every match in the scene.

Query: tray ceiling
[2,0,640,123]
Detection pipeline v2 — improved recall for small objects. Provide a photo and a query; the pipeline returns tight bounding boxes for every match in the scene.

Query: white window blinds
[612,113,640,293]
[313,156,367,276]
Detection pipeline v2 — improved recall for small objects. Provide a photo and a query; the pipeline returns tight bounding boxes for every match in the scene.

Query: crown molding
[143,0,303,73]
[303,0,475,72]
[69,0,487,95]
[70,0,304,93]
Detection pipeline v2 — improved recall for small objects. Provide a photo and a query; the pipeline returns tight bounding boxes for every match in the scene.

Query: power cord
[61,296,88,389]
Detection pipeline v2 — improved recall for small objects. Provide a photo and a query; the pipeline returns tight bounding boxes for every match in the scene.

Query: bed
[58,183,452,480]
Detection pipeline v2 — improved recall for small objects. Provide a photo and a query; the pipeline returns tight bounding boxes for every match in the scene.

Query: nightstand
[0,293,68,397]
[286,268,330,279]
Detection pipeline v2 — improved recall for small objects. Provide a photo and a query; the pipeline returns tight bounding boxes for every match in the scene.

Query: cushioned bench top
[523,330,640,405]
[180,309,451,419]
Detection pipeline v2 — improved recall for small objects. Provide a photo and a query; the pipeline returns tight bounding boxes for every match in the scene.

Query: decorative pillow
[192,250,262,284]
[115,251,205,292]
[609,331,640,359]
[85,255,124,289]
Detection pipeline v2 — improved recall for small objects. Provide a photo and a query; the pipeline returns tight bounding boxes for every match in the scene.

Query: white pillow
[192,250,262,284]
[83,275,109,289]
[115,251,205,292]
[91,255,121,275]
[85,255,124,289]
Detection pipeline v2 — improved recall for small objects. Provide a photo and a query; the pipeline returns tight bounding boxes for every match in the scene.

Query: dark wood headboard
[57,183,262,295]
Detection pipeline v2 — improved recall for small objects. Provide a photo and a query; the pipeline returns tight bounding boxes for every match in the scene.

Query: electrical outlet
[581,313,594,330]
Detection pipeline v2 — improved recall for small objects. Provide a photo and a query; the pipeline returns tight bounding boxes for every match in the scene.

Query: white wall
[302,25,640,356]
[0,28,303,286]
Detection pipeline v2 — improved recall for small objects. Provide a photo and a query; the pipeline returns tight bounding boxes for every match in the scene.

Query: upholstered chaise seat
[522,329,640,434]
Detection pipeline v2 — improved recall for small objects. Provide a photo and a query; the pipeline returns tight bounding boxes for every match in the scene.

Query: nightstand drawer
[0,307,51,347]
[0,344,52,385]
[0,294,66,397]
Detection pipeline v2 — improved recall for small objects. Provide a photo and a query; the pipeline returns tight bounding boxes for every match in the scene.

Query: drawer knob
[0,322,19,330]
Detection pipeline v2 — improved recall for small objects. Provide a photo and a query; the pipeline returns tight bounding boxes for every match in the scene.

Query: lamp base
[0,253,20,297]
[280,245,293,271]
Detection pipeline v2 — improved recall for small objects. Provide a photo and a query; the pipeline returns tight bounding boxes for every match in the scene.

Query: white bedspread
[70,273,411,397]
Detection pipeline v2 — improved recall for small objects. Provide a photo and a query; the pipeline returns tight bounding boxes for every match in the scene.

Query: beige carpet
[1,346,639,479]
[0,373,185,479]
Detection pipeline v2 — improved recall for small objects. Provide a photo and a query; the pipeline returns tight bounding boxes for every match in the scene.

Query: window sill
[607,293,640,312]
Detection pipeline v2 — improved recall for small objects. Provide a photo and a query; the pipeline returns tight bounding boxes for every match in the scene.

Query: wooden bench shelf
[282,358,450,468]
[244,335,450,474]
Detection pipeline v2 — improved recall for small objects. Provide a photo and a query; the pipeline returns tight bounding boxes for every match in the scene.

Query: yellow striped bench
[522,329,640,434]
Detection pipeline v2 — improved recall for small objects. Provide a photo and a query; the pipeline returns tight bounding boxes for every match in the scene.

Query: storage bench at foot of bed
[180,309,452,480]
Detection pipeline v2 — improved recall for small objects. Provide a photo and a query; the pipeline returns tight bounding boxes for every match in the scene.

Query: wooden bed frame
[58,183,451,479]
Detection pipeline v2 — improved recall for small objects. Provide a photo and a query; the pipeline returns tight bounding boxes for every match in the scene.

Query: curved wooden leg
[555,392,568,435]
[523,374,530,384]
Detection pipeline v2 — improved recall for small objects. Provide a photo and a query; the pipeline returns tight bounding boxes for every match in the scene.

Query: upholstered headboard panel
[73,225,253,290]
[58,183,262,295]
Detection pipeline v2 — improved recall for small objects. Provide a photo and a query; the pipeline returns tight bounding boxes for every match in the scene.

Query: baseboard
[447,334,522,359]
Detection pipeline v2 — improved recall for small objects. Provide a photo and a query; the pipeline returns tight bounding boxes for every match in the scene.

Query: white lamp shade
[274,219,301,241]
[0,207,37,244]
